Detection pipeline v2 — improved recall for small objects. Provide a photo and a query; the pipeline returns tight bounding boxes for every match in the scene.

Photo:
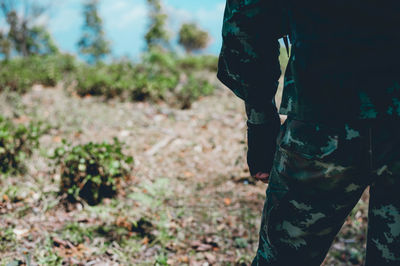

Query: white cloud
[33,14,50,27]
[115,5,147,29]
[101,0,147,30]
[108,0,130,12]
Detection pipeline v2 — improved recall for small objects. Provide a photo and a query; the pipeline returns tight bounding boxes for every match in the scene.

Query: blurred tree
[145,0,170,50]
[77,0,111,64]
[0,0,57,57]
[28,26,58,55]
[178,23,209,54]
[0,31,11,59]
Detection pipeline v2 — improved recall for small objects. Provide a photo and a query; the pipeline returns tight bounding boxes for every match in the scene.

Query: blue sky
[44,0,225,59]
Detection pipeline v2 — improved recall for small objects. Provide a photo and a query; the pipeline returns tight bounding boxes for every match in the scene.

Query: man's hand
[246,116,281,183]
[254,172,270,183]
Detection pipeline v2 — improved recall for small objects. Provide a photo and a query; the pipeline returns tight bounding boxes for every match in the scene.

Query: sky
[42,0,226,59]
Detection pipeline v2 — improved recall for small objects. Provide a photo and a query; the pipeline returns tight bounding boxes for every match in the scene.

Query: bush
[177,55,218,72]
[75,61,141,99]
[0,115,42,174]
[0,54,77,93]
[74,50,180,102]
[130,49,179,101]
[1,50,217,109]
[175,75,214,109]
[51,138,134,205]
[74,50,217,109]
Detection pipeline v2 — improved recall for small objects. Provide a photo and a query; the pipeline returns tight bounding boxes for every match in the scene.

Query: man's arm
[217,0,288,179]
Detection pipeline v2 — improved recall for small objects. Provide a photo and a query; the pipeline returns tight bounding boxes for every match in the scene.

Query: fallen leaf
[142,237,150,245]
[196,243,213,252]
[204,252,216,263]
[184,171,194,178]
[2,194,9,202]
[224,198,231,206]
[179,256,189,263]
[116,217,132,230]
[53,136,62,143]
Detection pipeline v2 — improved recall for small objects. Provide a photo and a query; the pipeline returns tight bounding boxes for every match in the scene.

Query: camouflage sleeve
[217,0,288,124]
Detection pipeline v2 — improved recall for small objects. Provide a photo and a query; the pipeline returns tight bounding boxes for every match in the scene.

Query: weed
[0,227,16,252]
[35,236,63,266]
[0,115,42,174]
[51,138,134,205]
[59,222,93,245]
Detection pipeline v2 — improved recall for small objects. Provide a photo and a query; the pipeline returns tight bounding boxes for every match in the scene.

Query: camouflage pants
[252,117,400,265]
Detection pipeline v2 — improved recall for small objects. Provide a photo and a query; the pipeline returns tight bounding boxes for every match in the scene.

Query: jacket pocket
[278,119,340,161]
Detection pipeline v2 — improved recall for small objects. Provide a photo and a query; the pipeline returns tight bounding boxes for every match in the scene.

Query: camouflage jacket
[218,0,400,124]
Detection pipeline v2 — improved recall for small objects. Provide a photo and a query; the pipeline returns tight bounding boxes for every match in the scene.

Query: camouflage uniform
[217,0,400,264]
[254,118,400,265]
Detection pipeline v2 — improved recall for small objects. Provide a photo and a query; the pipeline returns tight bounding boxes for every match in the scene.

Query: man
[217,0,400,265]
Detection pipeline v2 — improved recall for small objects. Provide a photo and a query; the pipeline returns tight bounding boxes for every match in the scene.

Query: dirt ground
[0,82,368,265]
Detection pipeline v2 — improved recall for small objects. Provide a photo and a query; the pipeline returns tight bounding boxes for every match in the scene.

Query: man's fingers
[255,172,269,179]
[254,172,270,183]
[257,177,269,183]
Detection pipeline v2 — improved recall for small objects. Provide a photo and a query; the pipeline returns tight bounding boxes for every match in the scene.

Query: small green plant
[35,236,63,266]
[175,75,214,109]
[0,227,16,252]
[0,115,42,174]
[59,222,93,245]
[51,138,134,205]
[155,251,169,266]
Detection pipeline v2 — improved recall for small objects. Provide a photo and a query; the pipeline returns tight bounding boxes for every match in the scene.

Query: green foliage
[132,49,179,101]
[75,63,134,98]
[0,227,16,252]
[177,55,218,72]
[78,0,111,64]
[74,65,107,96]
[155,252,169,265]
[145,0,170,50]
[74,50,216,108]
[178,23,209,53]
[60,222,93,245]
[35,236,63,266]
[0,115,42,174]
[129,178,172,208]
[27,26,59,55]
[0,54,77,93]
[0,30,11,60]
[0,48,217,109]
[175,75,214,109]
[2,185,22,202]
[51,138,134,205]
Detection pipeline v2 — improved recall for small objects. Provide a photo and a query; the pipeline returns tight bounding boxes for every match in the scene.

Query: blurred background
[0,1,367,265]
[0,0,224,59]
